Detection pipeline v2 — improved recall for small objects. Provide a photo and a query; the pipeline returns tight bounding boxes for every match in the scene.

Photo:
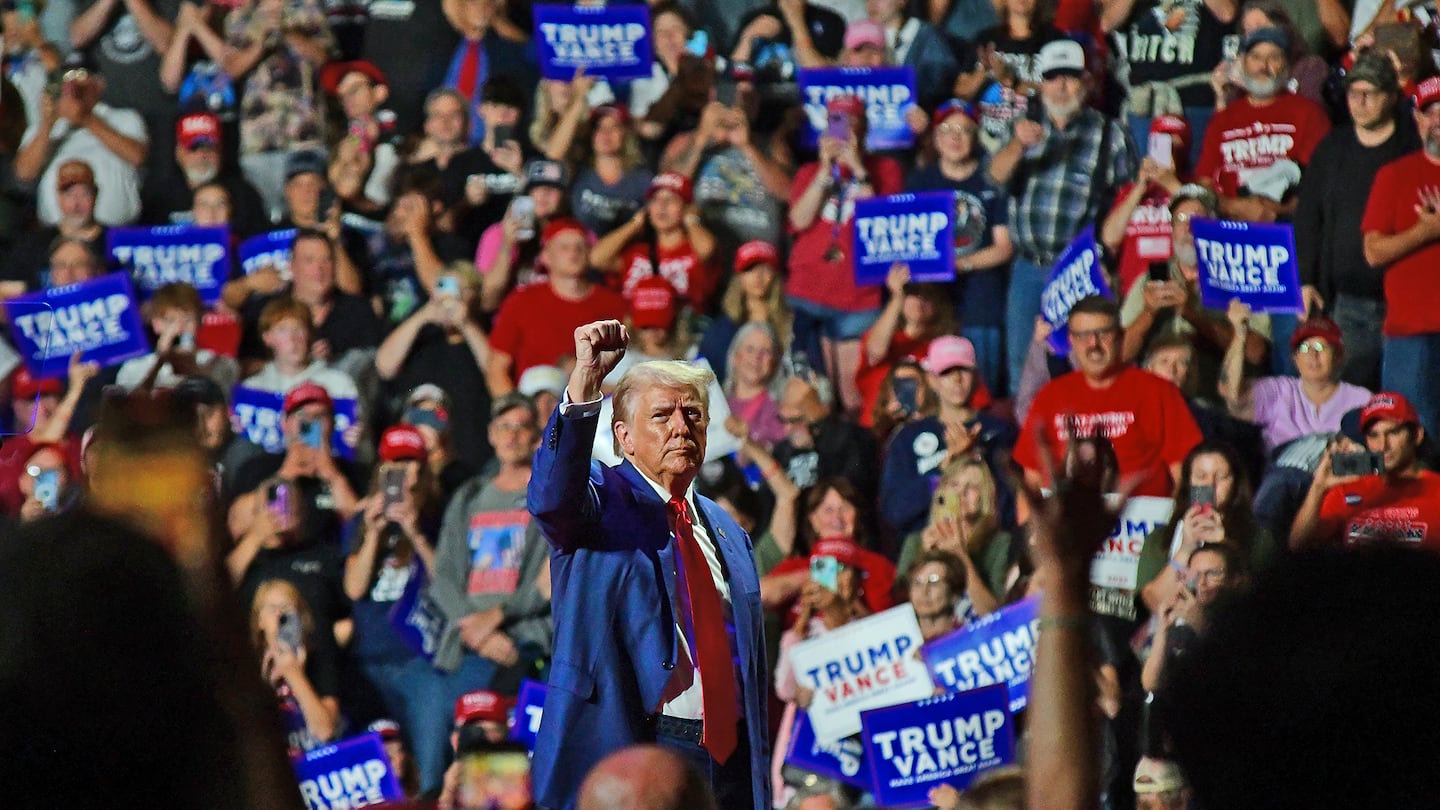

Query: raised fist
[569,319,629,402]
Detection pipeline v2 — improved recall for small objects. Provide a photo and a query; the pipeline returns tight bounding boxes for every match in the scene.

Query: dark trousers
[656,720,754,810]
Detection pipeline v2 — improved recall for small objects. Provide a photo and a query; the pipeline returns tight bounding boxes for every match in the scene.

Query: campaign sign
[1191,218,1303,313]
[533,4,652,81]
[923,597,1040,713]
[786,710,872,789]
[230,385,359,460]
[107,225,230,304]
[1089,496,1175,621]
[5,273,150,379]
[292,732,403,810]
[240,228,297,279]
[510,679,547,751]
[788,604,934,744]
[388,562,445,662]
[798,66,918,151]
[860,685,1016,807]
[1040,228,1110,355]
[852,192,956,286]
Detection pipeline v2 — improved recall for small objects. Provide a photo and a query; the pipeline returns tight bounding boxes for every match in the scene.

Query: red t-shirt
[489,282,628,381]
[855,330,934,429]
[1361,151,1440,337]
[1111,182,1174,297]
[1014,366,1202,497]
[786,156,905,313]
[1317,471,1440,550]
[1195,93,1331,199]
[613,240,717,311]
[769,548,897,615]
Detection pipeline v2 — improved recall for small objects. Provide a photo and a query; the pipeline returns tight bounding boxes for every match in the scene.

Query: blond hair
[611,360,714,428]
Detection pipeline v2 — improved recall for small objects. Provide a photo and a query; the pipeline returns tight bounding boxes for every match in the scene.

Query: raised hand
[569,319,629,402]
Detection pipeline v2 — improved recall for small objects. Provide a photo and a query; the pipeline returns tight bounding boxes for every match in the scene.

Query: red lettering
[874,666,890,686]
[855,673,874,691]
[824,686,839,703]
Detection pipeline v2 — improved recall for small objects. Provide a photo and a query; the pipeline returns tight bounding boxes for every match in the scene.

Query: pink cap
[920,335,978,374]
[844,20,886,51]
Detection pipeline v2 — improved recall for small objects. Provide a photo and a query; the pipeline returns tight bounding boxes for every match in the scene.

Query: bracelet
[1037,613,1089,633]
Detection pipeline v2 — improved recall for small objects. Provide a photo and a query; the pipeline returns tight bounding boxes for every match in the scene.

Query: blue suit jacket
[526,406,771,810]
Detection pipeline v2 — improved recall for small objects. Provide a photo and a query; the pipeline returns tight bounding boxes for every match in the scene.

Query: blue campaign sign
[922,597,1041,713]
[231,385,360,460]
[4,273,150,379]
[786,709,872,789]
[292,732,404,810]
[533,4,653,81]
[239,229,297,278]
[852,192,956,286]
[510,679,547,751]
[798,66,918,151]
[387,562,445,662]
[1039,228,1111,355]
[107,224,230,304]
[1191,217,1303,314]
[860,685,1016,807]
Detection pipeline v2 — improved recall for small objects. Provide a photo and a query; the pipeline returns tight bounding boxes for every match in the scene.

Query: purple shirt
[1251,377,1373,453]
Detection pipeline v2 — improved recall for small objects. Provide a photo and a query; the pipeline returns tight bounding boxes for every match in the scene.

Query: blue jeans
[962,324,1004,398]
[360,657,452,793]
[1006,256,1049,399]
[1270,312,1299,377]
[1334,294,1386,391]
[1383,333,1440,438]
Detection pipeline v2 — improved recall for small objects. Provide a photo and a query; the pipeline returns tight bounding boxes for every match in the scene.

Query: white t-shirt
[25,102,148,227]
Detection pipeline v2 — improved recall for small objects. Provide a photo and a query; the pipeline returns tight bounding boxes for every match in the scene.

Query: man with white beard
[1120,183,1272,396]
[988,37,1138,397]
[140,112,269,238]
[1194,26,1330,225]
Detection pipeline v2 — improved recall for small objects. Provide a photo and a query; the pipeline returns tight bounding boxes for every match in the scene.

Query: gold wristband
[1037,613,1090,633]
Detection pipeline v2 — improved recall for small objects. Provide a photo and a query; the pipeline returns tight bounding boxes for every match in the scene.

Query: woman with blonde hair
[250,578,342,754]
[570,104,654,236]
[698,240,793,382]
[897,457,1013,616]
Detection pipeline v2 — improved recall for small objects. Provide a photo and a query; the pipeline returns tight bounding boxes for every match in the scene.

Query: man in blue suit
[527,320,770,810]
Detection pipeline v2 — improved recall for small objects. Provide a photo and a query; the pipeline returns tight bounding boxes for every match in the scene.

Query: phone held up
[1331,451,1384,478]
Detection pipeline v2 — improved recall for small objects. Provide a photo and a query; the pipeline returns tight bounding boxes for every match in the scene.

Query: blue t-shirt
[907,165,1010,328]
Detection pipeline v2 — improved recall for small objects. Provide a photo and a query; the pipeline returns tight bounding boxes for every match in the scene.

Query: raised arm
[1217,299,1255,421]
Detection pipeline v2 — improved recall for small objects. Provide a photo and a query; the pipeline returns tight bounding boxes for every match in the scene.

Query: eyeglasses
[1193,567,1228,583]
[910,573,947,589]
[1346,87,1385,103]
[1295,340,1330,354]
[936,123,975,136]
[1069,327,1117,343]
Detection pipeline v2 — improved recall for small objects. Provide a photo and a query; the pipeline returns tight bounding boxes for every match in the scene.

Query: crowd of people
[2,0,1440,807]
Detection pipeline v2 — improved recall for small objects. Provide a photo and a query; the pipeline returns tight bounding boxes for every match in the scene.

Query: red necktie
[455,40,481,100]
[668,497,739,763]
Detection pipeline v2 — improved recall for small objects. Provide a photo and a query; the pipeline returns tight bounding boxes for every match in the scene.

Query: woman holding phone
[1135,441,1277,617]
[250,578,343,754]
[897,458,1014,617]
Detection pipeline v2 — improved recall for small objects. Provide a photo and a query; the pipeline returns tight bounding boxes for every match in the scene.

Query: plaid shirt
[1008,108,1138,266]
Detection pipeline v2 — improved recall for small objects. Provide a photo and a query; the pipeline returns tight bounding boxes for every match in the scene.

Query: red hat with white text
[1360,392,1420,432]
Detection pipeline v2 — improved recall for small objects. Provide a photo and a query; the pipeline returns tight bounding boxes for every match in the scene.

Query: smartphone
[508,195,536,241]
[276,609,303,654]
[436,274,461,298]
[457,744,532,810]
[1190,484,1216,510]
[894,376,919,415]
[1148,132,1173,169]
[932,492,962,526]
[30,468,59,512]
[716,79,739,107]
[685,30,709,59]
[317,185,337,218]
[177,332,196,351]
[1331,451,1385,478]
[491,123,515,146]
[381,465,407,512]
[266,480,291,528]
[1025,91,1044,123]
[1147,262,1170,283]
[826,111,851,142]
[809,555,840,593]
[299,419,324,449]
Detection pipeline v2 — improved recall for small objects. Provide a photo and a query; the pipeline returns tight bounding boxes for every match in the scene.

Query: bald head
[577,745,716,810]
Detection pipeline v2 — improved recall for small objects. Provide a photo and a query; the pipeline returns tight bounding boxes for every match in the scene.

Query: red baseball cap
[629,276,678,330]
[177,112,222,150]
[1360,392,1420,431]
[378,425,427,462]
[735,240,779,272]
[590,103,631,126]
[1416,76,1440,112]
[455,690,514,726]
[1289,317,1344,353]
[283,381,333,415]
[541,217,590,244]
[367,719,402,742]
[810,537,866,571]
[932,99,980,129]
[1148,113,1191,147]
[11,368,63,400]
[646,172,693,204]
[319,59,388,96]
